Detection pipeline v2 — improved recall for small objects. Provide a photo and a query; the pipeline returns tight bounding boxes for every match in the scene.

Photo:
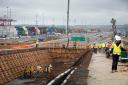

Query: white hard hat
[115,35,121,40]
[37,66,42,70]
[49,64,52,67]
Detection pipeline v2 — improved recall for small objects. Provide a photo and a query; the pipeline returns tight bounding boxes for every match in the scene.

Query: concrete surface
[88,53,128,85]
[66,51,92,85]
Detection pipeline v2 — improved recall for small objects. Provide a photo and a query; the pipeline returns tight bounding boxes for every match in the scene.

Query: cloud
[0,0,128,25]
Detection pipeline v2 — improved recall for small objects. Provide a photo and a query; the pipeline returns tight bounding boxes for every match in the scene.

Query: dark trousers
[93,48,97,54]
[98,48,101,53]
[24,72,29,79]
[112,54,119,70]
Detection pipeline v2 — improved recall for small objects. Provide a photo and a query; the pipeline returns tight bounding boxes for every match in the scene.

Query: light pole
[66,0,70,35]
[6,7,8,25]
[42,14,44,26]
[66,0,70,48]
[6,6,9,36]
[9,8,11,25]
[35,14,38,26]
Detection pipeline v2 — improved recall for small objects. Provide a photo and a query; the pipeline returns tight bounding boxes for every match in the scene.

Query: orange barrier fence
[12,44,32,49]
[0,42,34,49]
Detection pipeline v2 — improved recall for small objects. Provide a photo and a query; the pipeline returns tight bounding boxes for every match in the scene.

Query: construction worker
[35,65,42,78]
[98,43,102,53]
[48,64,53,73]
[90,44,94,52]
[36,65,42,72]
[93,42,97,53]
[36,39,39,48]
[73,42,77,48]
[101,43,106,53]
[29,65,34,78]
[62,44,65,48]
[111,35,124,73]
[44,64,53,73]
[24,66,30,79]
[105,41,112,58]
[93,43,97,54]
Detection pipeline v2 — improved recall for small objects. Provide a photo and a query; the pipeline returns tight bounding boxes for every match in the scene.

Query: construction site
[0,0,128,85]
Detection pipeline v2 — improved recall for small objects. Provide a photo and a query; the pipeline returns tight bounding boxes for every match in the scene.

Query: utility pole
[67,0,70,35]
[35,15,38,26]
[42,14,44,26]
[6,7,8,26]
[66,0,70,48]
[6,6,9,36]
[9,8,11,25]
[9,8,11,37]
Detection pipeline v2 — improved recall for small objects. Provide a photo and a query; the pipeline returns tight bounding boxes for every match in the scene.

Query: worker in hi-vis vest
[36,39,39,48]
[111,35,124,73]
[101,43,106,53]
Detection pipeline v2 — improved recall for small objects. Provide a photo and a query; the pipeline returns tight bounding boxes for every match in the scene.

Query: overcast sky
[0,0,128,25]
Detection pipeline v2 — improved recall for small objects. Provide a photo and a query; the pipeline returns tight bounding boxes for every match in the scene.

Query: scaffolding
[0,17,16,38]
